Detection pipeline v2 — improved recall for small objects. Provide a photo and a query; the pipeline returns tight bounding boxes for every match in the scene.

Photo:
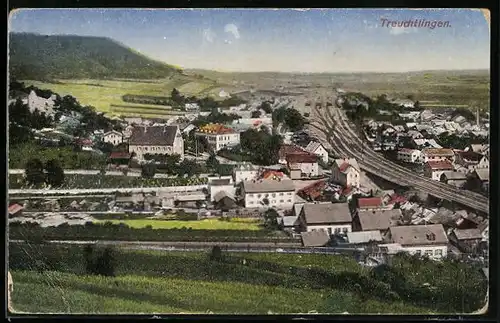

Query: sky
[9,8,490,73]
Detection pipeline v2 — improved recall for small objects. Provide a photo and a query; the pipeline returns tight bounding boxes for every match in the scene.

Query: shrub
[209,245,223,262]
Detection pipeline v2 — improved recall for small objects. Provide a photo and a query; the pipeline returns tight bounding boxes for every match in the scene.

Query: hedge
[9,222,298,243]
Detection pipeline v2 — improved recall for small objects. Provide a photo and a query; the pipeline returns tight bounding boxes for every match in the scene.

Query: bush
[209,245,223,262]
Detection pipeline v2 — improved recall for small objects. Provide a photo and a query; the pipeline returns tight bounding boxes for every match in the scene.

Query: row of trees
[24,158,65,187]
[239,128,283,165]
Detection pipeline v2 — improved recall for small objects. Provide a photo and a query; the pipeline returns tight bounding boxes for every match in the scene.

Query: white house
[242,179,295,209]
[298,202,352,235]
[388,224,448,260]
[454,151,489,172]
[128,125,184,160]
[195,124,240,152]
[233,163,260,184]
[421,148,455,163]
[185,103,200,111]
[305,141,329,164]
[397,148,422,163]
[102,130,124,146]
[286,153,319,178]
[424,160,454,181]
[332,158,360,188]
[209,178,236,202]
[23,90,57,115]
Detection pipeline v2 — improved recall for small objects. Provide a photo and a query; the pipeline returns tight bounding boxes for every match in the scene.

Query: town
[7,8,490,316]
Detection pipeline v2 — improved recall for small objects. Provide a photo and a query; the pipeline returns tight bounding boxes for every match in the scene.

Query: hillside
[9,33,182,80]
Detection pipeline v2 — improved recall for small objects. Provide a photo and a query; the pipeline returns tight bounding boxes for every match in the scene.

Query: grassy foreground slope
[9,245,433,314]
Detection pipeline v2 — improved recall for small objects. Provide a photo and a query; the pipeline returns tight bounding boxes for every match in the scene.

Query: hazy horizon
[9,8,490,73]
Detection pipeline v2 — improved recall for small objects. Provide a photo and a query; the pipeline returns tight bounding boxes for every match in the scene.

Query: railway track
[307,96,488,214]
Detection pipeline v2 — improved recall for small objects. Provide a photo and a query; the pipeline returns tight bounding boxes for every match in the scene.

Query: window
[279,193,284,196]
[279,200,284,203]
[287,199,292,202]
[257,194,261,198]
[334,228,340,234]
[415,250,421,255]
[434,249,443,256]
[425,250,433,256]
[328,228,333,235]
[272,193,276,198]
[342,227,348,233]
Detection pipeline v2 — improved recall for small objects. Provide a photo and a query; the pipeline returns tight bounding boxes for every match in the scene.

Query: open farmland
[20,75,221,116]
[9,245,434,314]
[94,218,263,230]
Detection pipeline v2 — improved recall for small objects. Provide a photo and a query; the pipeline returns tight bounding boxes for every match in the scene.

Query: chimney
[143,125,147,133]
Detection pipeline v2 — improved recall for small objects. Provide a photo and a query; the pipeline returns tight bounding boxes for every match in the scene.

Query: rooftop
[279,144,308,158]
[129,125,179,146]
[422,148,454,156]
[426,160,453,170]
[453,228,482,241]
[474,169,489,181]
[389,224,448,246]
[358,197,384,209]
[301,230,331,247]
[334,158,360,173]
[301,202,351,224]
[243,179,295,193]
[197,123,236,135]
[357,209,402,231]
[286,153,318,164]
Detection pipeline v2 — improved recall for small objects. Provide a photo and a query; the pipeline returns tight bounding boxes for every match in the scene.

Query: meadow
[21,75,223,116]
[93,218,263,230]
[9,245,436,314]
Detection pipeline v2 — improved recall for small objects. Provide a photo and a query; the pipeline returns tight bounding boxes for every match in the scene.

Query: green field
[94,218,263,230]
[9,245,436,314]
[21,76,221,116]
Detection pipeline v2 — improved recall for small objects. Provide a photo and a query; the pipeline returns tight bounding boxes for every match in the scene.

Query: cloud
[224,39,232,45]
[389,27,418,35]
[203,28,216,43]
[224,23,240,39]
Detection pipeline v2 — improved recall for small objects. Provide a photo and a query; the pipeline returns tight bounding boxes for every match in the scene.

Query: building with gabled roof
[388,224,448,259]
[102,130,124,146]
[298,202,352,236]
[305,141,329,164]
[424,160,454,181]
[421,148,455,163]
[242,179,295,209]
[129,125,184,160]
[332,158,360,188]
[195,123,240,152]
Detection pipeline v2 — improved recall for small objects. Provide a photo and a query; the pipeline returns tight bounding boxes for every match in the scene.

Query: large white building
[286,153,319,178]
[195,124,240,152]
[22,90,57,115]
[424,160,454,181]
[102,130,124,146]
[241,179,295,209]
[453,151,489,172]
[233,163,260,184]
[397,148,422,164]
[421,148,455,163]
[388,224,448,260]
[128,125,184,160]
[298,202,352,235]
[331,158,360,188]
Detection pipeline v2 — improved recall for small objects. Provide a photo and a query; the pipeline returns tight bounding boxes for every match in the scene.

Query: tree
[251,110,262,118]
[171,88,184,105]
[25,158,46,187]
[263,208,279,229]
[206,153,220,170]
[259,101,273,114]
[209,245,223,262]
[45,159,65,187]
[141,163,156,178]
[284,108,306,132]
[177,160,200,177]
[93,247,116,277]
